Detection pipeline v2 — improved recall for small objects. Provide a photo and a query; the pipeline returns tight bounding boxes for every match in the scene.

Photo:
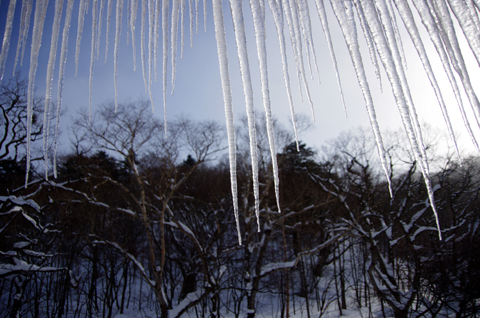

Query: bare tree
[72,100,226,317]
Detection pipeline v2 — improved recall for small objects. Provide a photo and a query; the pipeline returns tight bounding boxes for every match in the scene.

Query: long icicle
[287,0,315,120]
[203,0,207,32]
[180,0,185,58]
[195,0,199,33]
[447,0,480,68]
[314,0,348,116]
[433,0,480,130]
[360,0,441,240]
[147,0,154,97]
[162,0,169,135]
[353,0,382,92]
[229,0,261,232]
[54,0,75,178]
[43,0,64,179]
[250,0,282,214]
[212,0,241,245]
[386,0,407,70]
[130,0,138,70]
[282,0,303,100]
[153,0,160,81]
[75,0,87,75]
[374,0,429,172]
[0,0,17,83]
[299,0,321,83]
[26,0,49,186]
[268,0,300,150]
[466,0,480,33]
[146,0,155,111]
[12,0,33,75]
[393,0,461,159]
[189,0,193,47]
[105,0,113,62]
[89,0,99,119]
[412,0,479,151]
[96,0,105,59]
[331,0,393,198]
[114,0,124,112]
[171,0,181,94]
[141,0,147,92]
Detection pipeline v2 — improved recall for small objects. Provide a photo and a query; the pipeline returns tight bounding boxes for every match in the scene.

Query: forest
[1,77,480,318]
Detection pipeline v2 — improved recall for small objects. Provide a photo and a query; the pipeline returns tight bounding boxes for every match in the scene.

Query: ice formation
[2,0,480,240]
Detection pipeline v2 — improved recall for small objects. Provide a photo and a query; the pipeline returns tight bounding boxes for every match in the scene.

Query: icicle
[330,0,393,198]
[474,0,480,12]
[114,0,124,112]
[43,0,64,180]
[282,0,303,100]
[298,0,320,82]
[54,0,75,179]
[250,0,282,214]
[141,0,147,92]
[203,0,207,32]
[268,0,300,150]
[189,0,193,47]
[97,0,105,59]
[13,0,33,74]
[412,0,480,151]
[393,0,461,158]
[353,0,382,92]
[147,0,153,89]
[229,0,261,231]
[171,0,180,94]
[195,0,199,33]
[447,0,480,68]
[89,0,99,119]
[373,0,429,171]
[105,0,113,62]
[26,0,49,186]
[162,0,169,134]
[212,0,241,245]
[466,0,480,33]
[385,0,407,70]
[297,1,314,77]
[154,0,160,81]
[147,0,154,97]
[181,0,185,58]
[432,0,480,132]
[314,0,347,117]
[288,0,308,94]
[285,0,315,120]
[127,0,131,43]
[359,0,441,240]
[75,0,87,76]
[0,0,17,83]
[130,0,138,70]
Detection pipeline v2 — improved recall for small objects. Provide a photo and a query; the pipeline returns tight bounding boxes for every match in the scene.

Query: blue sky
[1,0,480,158]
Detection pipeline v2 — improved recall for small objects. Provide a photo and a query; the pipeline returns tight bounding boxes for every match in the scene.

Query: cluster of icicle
[2,0,480,242]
